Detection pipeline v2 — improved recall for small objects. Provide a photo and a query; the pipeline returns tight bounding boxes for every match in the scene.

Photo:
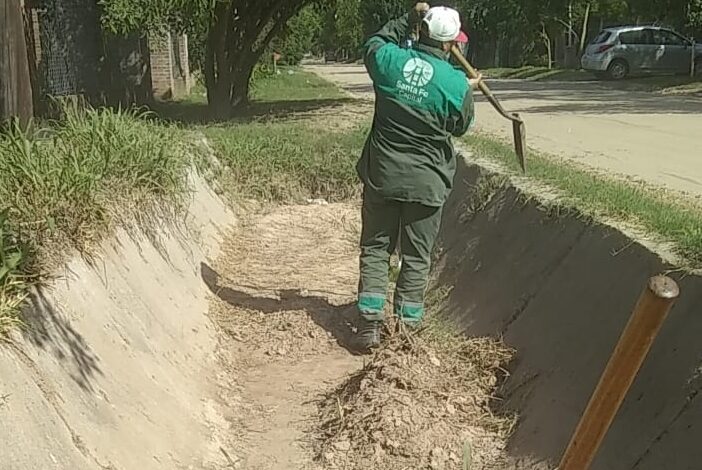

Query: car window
[652,30,687,46]
[592,31,612,44]
[619,29,652,45]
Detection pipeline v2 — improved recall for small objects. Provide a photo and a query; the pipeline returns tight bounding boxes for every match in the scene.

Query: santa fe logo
[397,58,434,104]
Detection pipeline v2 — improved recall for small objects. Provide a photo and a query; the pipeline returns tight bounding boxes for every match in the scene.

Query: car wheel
[607,59,629,80]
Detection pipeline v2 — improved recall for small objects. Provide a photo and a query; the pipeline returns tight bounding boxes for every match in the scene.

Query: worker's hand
[410,2,430,24]
[469,72,484,89]
[414,2,430,14]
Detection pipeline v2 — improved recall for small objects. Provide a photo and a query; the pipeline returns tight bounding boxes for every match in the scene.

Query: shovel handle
[450,46,490,96]
[450,46,517,123]
[449,45,527,173]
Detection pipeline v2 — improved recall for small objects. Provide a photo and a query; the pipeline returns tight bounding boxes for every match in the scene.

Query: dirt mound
[316,321,515,470]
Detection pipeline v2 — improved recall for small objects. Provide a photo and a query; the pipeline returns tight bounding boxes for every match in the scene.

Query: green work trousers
[357,186,443,323]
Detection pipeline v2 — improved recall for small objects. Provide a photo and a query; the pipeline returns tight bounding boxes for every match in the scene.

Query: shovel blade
[512,115,527,173]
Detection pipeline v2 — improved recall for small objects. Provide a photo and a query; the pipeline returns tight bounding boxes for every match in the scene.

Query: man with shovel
[355,3,481,352]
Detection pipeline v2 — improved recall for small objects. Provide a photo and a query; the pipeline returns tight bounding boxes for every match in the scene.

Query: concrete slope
[434,159,702,469]
[0,174,235,470]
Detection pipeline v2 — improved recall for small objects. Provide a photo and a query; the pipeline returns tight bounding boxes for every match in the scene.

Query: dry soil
[205,201,514,469]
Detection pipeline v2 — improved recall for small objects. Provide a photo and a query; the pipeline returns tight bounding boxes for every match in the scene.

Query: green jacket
[357,14,475,207]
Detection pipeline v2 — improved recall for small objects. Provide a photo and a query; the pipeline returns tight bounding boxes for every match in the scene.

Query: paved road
[307,64,702,198]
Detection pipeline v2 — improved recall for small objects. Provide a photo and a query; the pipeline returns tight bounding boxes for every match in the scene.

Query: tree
[204,1,312,115]
[271,5,324,65]
[314,0,364,59]
[101,0,315,117]
[690,0,702,37]
[336,0,364,56]
[360,0,409,37]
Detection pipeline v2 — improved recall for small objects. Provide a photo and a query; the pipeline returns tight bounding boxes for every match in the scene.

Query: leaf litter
[315,318,517,470]
[207,202,523,469]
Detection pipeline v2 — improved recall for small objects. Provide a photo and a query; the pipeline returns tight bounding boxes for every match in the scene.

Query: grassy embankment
[0,108,193,333]
[200,70,367,202]
[464,134,702,268]
[0,68,368,335]
[5,64,696,338]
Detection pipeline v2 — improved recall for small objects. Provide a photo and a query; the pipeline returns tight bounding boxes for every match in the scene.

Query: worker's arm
[447,86,476,137]
[364,3,428,81]
[363,14,410,80]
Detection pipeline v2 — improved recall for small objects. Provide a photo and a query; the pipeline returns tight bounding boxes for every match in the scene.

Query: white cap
[422,6,462,43]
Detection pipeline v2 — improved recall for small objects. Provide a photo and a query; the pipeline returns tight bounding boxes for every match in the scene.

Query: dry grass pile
[316,321,516,469]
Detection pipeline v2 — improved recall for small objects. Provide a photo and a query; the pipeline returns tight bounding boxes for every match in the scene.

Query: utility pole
[0,0,34,129]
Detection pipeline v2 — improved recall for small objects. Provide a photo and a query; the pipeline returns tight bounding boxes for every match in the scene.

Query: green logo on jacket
[397,57,435,104]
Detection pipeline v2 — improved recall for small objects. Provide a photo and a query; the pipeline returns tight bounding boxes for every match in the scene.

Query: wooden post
[559,275,680,470]
[0,0,34,128]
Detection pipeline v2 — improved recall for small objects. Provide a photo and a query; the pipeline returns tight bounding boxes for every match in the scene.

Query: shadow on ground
[434,160,702,469]
[200,263,362,355]
[21,287,103,391]
[153,97,356,125]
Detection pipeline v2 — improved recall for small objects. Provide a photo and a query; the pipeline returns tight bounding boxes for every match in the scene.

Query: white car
[581,26,702,79]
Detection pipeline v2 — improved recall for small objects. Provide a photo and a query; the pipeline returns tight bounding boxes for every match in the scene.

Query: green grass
[0,68,364,334]
[203,121,367,203]
[188,68,366,203]
[464,133,702,267]
[251,67,347,102]
[160,69,352,125]
[0,210,27,333]
[0,106,193,333]
[183,67,346,106]
[0,66,361,335]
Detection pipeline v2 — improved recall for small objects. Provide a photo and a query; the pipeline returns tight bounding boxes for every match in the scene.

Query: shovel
[450,45,527,173]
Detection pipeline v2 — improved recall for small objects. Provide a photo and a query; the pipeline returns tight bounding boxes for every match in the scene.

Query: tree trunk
[206,1,233,118]
[580,3,591,55]
[204,22,216,106]
[541,23,553,70]
[568,1,573,47]
[0,0,33,128]
[230,63,255,108]
[204,0,306,118]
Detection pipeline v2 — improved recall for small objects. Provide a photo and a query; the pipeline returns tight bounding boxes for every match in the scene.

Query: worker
[355,3,481,352]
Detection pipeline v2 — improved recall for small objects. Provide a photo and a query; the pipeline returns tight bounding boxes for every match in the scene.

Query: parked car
[581,25,702,79]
